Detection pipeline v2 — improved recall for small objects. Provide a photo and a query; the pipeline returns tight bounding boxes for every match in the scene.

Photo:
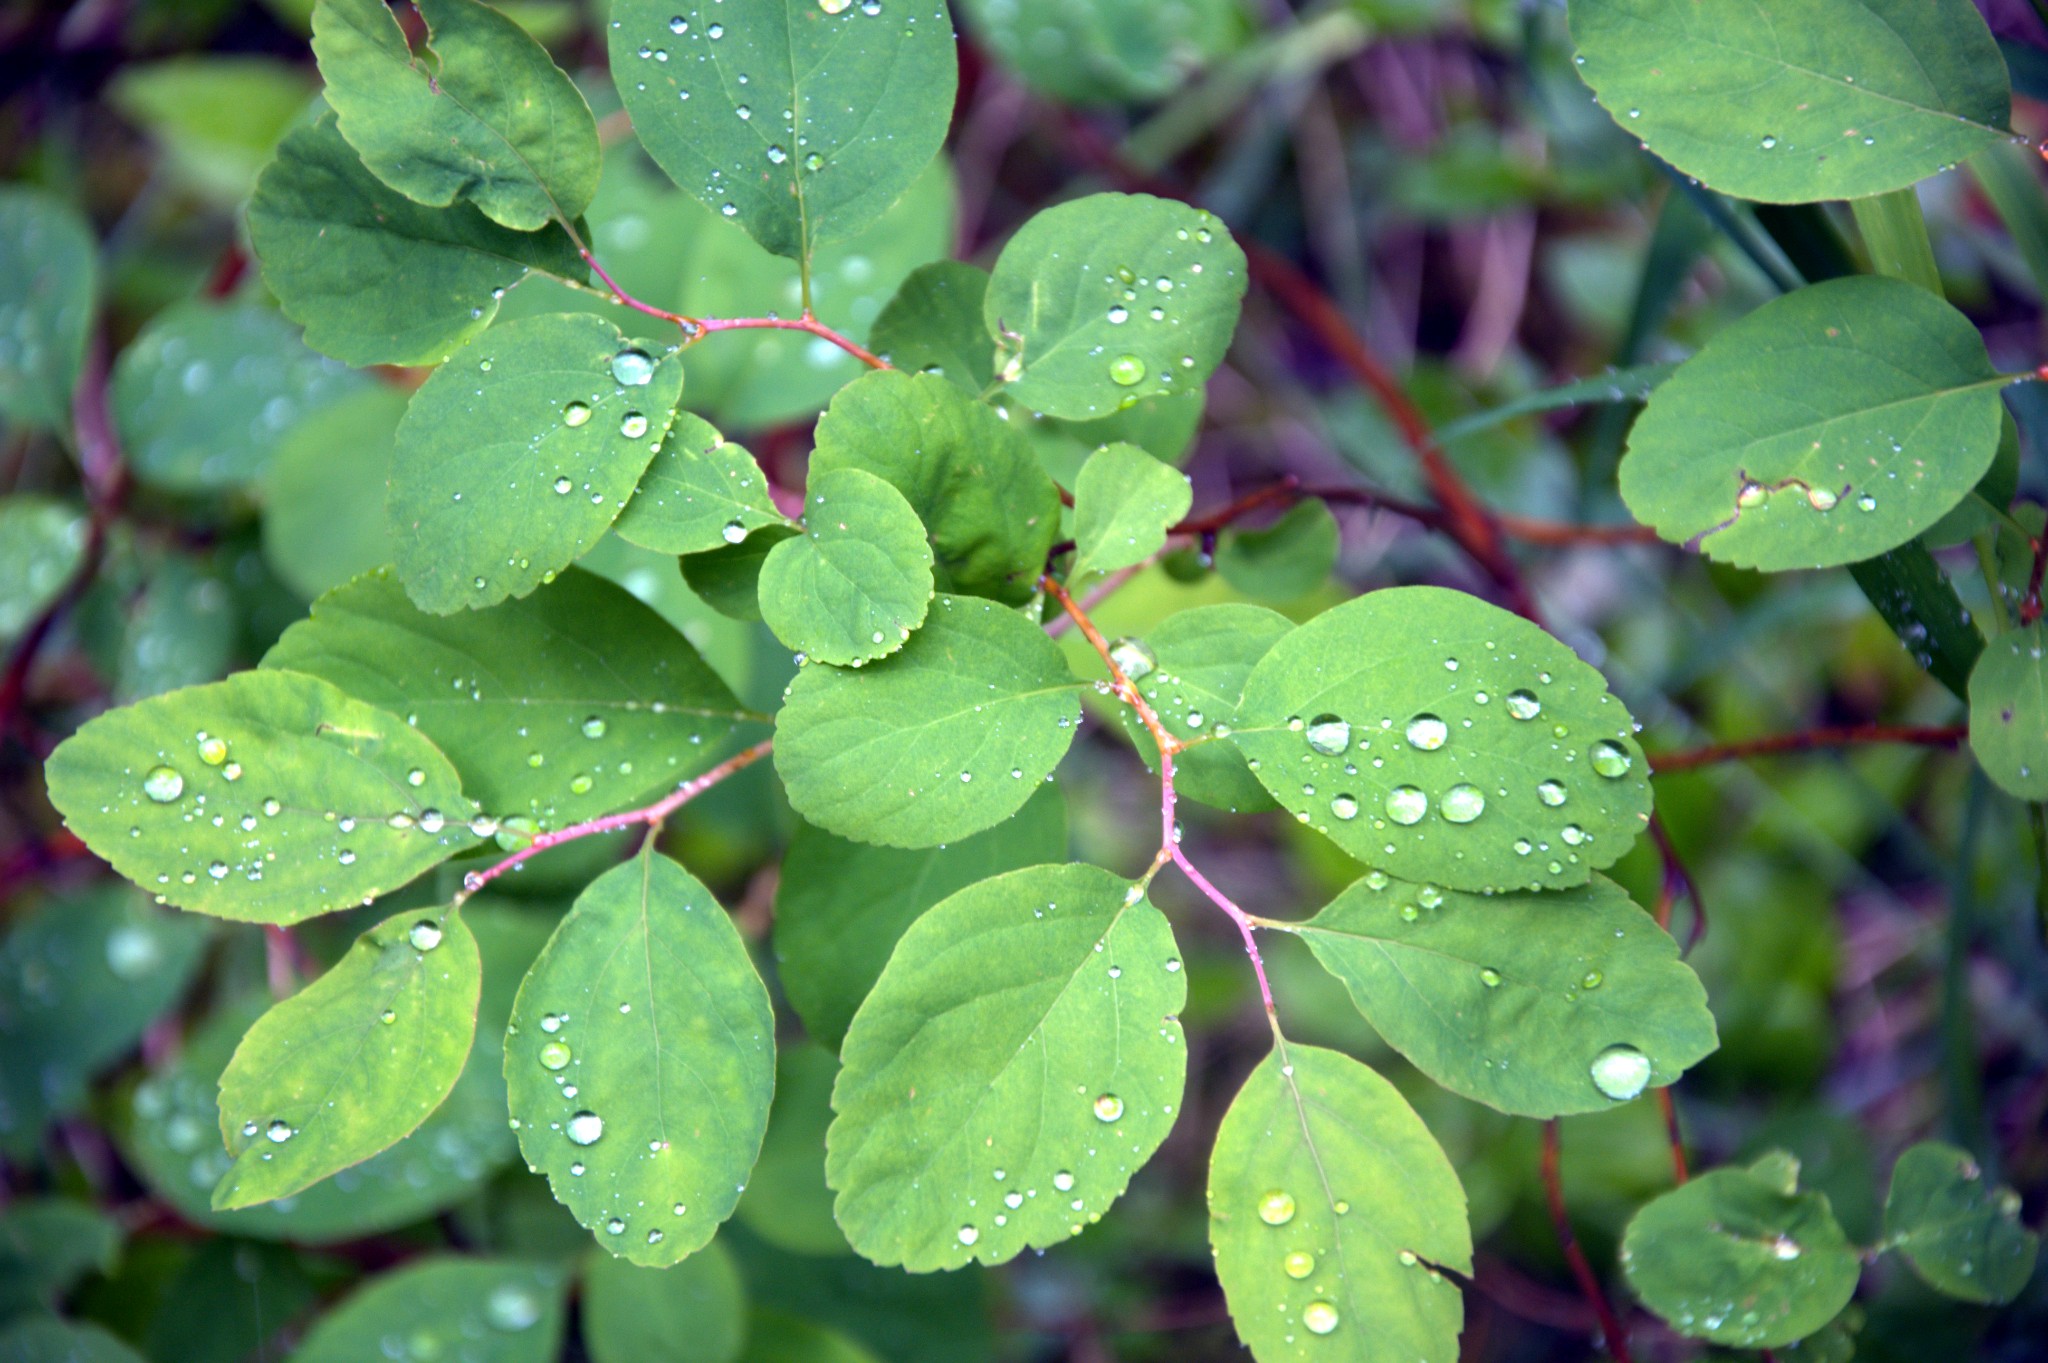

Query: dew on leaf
[610,350,655,386]
[1108,355,1147,386]
[1404,714,1448,750]
[1385,786,1428,825]
[265,1119,294,1143]
[539,1013,564,1034]
[566,1111,605,1145]
[721,518,749,544]
[957,1225,979,1246]
[1537,779,1567,807]
[486,1285,540,1332]
[1108,636,1155,680]
[1807,486,1839,511]
[143,766,184,802]
[1283,1250,1316,1279]
[1093,1093,1124,1122]
[563,400,592,427]
[1590,1044,1652,1100]
[1304,714,1350,755]
[1589,740,1633,778]
[1440,784,1485,823]
[1478,967,1502,988]
[1257,1189,1296,1225]
[408,920,443,951]
[1505,689,1542,720]
[581,716,607,739]
[1302,1301,1339,1335]
[538,1041,571,1071]
[1329,794,1359,821]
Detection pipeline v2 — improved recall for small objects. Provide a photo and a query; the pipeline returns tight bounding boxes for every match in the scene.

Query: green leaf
[1118,602,1290,814]
[263,567,746,828]
[0,188,96,432]
[810,370,1062,605]
[1849,541,1983,700]
[775,784,1068,1051]
[740,1313,882,1363]
[46,669,482,924]
[1297,871,1717,1118]
[313,0,598,231]
[609,0,957,261]
[390,313,684,613]
[1967,621,2048,801]
[614,411,787,555]
[827,864,1186,1270]
[582,1240,748,1363]
[1622,1152,1861,1348]
[1432,363,1674,445]
[0,887,210,1156]
[683,525,799,621]
[1208,1044,1471,1363]
[1234,586,1651,892]
[260,385,406,599]
[1619,278,2012,571]
[1882,1140,2039,1304]
[111,300,368,492]
[986,193,1246,420]
[0,1200,121,1322]
[140,1240,316,1363]
[212,906,480,1210]
[248,114,585,367]
[505,846,775,1265]
[959,0,1244,104]
[1070,443,1191,581]
[774,594,1085,848]
[0,496,86,646]
[290,1258,567,1363]
[735,1043,848,1255]
[1569,0,2011,204]
[107,57,314,207]
[1216,499,1340,602]
[870,262,995,393]
[759,467,935,666]
[106,552,238,705]
[0,1319,145,1363]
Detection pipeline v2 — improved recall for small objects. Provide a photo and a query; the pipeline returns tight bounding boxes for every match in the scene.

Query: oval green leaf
[1234,586,1652,892]
[1298,871,1717,1118]
[1882,1140,2039,1304]
[759,466,935,666]
[0,1319,146,1363]
[1569,0,2011,204]
[46,670,482,924]
[985,193,1246,420]
[504,846,775,1265]
[1967,620,2048,800]
[614,411,787,555]
[608,0,957,262]
[582,1239,748,1363]
[1117,602,1291,814]
[1069,442,1190,581]
[290,1258,567,1363]
[1619,278,2011,571]
[0,188,96,433]
[260,385,407,599]
[959,0,1244,104]
[869,261,995,394]
[0,496,87,647]
[212,906,480,1210]
[1209,1043,1471,1363]
[774,594,1085,848]
[390,313,684,613]
[1216,498,1339,602]
[827,864,1186,1270]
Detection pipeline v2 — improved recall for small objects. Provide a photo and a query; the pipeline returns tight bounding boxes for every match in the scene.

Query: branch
[1542,1121,1636,1363]
[1649,723,1967,774]
[576,250,890,370]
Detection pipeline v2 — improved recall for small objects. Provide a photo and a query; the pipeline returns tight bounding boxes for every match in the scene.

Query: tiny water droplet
[265,1119,294,1143]
[1479,967,1502,988]
[581,716,608,739]
[1283,1250,1315,1279]
[197,735,228,766]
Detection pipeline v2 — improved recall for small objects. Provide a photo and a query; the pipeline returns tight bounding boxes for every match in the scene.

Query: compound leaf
[986,193,1245,420]
[1570,0,2011,204]
[1622,1152,1861,1349]
[1234,586,1651,893]
[775,783,1067,1051]
[1967,621,2048,800]
[827,864,1186,1270]
[111,300,367,492]
[810,370,1061,605]
[1298,872,1717,1118]
[248,114,585,367]
[1117,602,1291,814]
[581,1240,748,1363]
[1209,1044,1471,1363]
[1069,442,1190,581]
[614,411,787,555]
[759,467,934,666]
[313,0,599,230]
[290,1258,567,1363]
[1619,279,2011,571]
[213,906,480,1210]
[609,0,956,261]
[46,670,481,924]
[0,188,96,432]
[774,594,1085,848]
[390,314,684,613]
[264,567,745,829]
[1882,1141,2039,1304]
[505,847,775,1266]
[0,496,87,647]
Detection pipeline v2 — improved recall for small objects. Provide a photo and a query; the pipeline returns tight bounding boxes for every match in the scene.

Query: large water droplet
[581,716,608,739]
[265,1119,294,1143]
[1590,740,1632,778]
[1478,967,1502,988]
[539,1041,572,1071]
[1404,714,1448,750]
[1505,689,1542,721]
[563,400,592,427]
[1108,354,1147,386]
[721,518,749,544]
[1386,786,1428,825]
[566,1111,605,1145]
[610,350,655,386]
[1537,779,1567,807]
[143,766,184,802]
[1283,1250,1316,1279]
[1305,714,1350,755]
[408,920,444,951]
[1590,1044,1651,1100]
[1093,1093,1124,1122]
[620,411,650,439]
[1053,1170,1075,1191]
[1108,636,1156,680]
[1257,1189,1296,1225]
[1302,1301,1339,1335]
[957,1225,979,1246]
[1440,784,1485,823]
[1329,794,1359,821]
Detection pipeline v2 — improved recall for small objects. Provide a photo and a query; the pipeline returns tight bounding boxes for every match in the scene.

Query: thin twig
[1650,723,1967,773]
[1542,1121,1636,1363]
[575,249,890,370]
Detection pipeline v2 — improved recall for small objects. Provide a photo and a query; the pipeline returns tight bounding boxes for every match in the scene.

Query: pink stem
[1160,744,1278,1017]
[578,249,889,370]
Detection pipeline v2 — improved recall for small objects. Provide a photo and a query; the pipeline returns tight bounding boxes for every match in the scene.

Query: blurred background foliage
[0,0,2045,1359]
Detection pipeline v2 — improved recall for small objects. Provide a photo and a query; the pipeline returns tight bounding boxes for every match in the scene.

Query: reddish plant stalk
[1650,723,1967,774]
[1541,1120,1636,1363]
[576,248,889,370]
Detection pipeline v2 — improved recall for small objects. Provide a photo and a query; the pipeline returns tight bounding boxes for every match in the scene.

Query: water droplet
[1581,970,1603,990]
[1561,823,1586,846]
[1590,740,1632,778]
[407,768,426,788]
[408,920,444,951]
[197,735,228,766]
[720,518,750,545]
[262,797,281,816]
[1093,1093,1124,1122]
[1386,786,1428,825]
[582,716,608,739]
[207,861,230,880]
[143,766,184,802]
[1053,1170,1075,1191]
[1857,493,1877,511]
[1440,784,1485,823]
[957,1225,979,1246]
[1772,1235,1803,1260]
[620,411,650,438]
[1405,714,1448,750]
[1257,1189,1296,1225]
[486,1285,540,1332]
[735,104,752,120]
[539,1041,571,1071]
[804,151,825,171]
[611,350,655,386]
[605,1217,625,1234]
[1305,714,1350,755]
[1283,1250,1315,1279]
[265,1119,294,1143]
[1760,134,1778,150]
[1107,305,1129,324]
[563,400,592,427]
[1108,355,1147,386]
[566,1111,605,1145]
[670,14,689,32]
[1537,779,1567,807]
[1505,689,1542,721]
[540,1013,564,1034]
[1329,794,1359,821]
[1108,636,1156,680]
[1303,1301,1339,1335]
[1806,485,1838,512]
[1590,1044,1651,1100]
[767,144,788,164]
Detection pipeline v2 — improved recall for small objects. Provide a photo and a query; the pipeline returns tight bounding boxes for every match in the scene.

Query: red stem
[2021,535,2045,626]
[1542,1121,1636,1363]
[577,249,889,371]
[1650,723,1967,774]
